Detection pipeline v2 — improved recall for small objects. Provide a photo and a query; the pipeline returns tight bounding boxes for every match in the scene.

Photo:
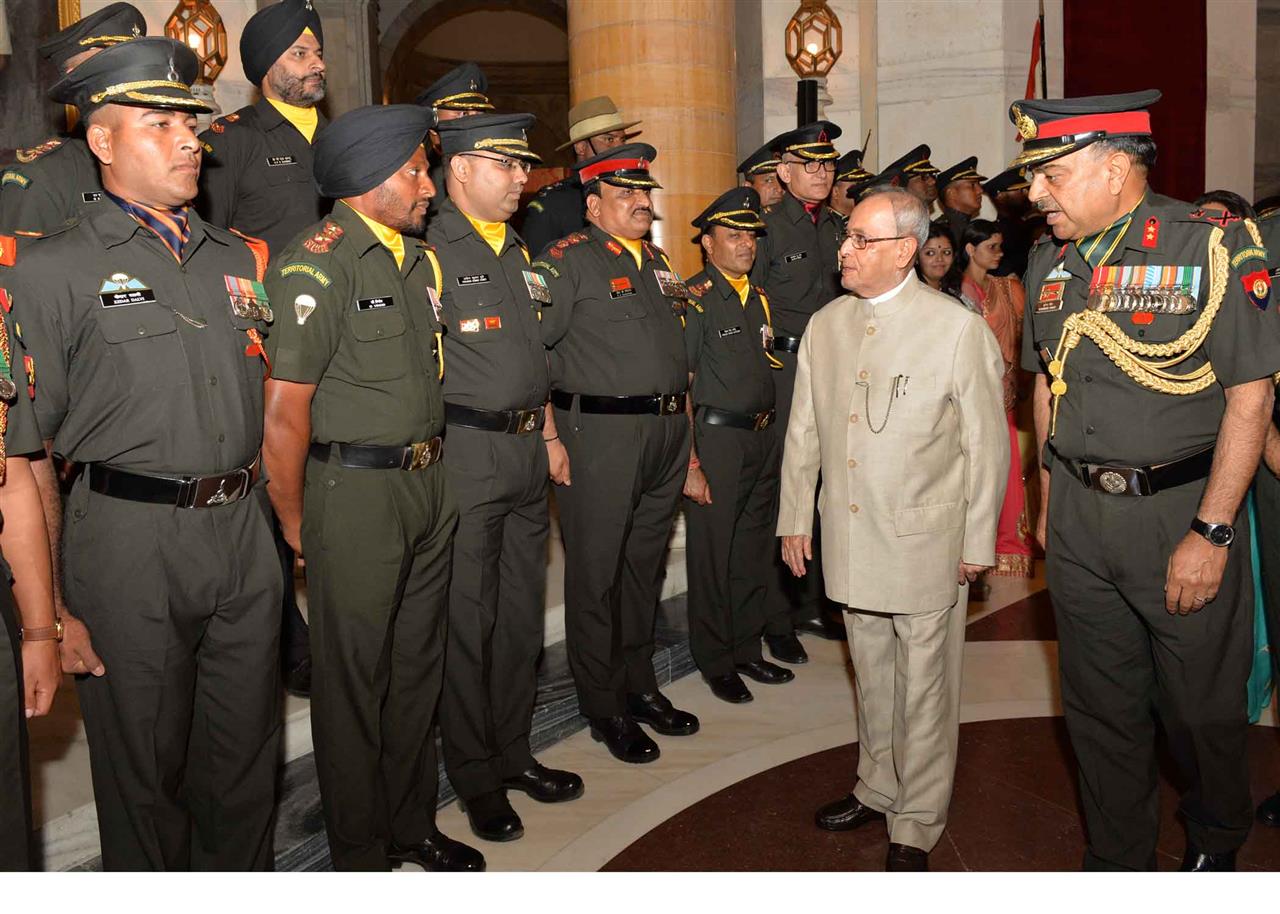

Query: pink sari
[962,274,1033,577]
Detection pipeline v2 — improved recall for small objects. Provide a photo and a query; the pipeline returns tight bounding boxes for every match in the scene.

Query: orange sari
[962,274,1033,577]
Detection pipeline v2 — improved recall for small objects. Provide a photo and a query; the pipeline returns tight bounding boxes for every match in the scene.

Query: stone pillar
[310,0,379,117]
[566,0,736,278]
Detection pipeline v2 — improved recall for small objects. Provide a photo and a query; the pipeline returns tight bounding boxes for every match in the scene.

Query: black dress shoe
[815,792,886,832]
[626,691,700,736]
[502,763,584,803]
[283,656,311,698]
[736,658,795,685]
[461,790,524,842]
[886,842,929,871]
[588,715,661,763]
[706,671,753,704]
[794,614,847,641]
[765,633,809,665]
[388,832,486,871]
[1258,790,1280,827]
[1180,849,1237,871]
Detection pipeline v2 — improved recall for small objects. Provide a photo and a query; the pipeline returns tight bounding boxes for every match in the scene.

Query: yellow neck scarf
[267,97,319,143]
[462,211,508,257]
[719,268,751,306]
[611,234,643,269]
[344,201,405,269]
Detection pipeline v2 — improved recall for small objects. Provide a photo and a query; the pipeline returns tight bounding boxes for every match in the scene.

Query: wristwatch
[1191,518,1235,547]
[20,618,64,643]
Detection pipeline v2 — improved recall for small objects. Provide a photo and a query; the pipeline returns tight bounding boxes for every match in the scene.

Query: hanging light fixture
[164,0,228,85]
[785,0,843,79]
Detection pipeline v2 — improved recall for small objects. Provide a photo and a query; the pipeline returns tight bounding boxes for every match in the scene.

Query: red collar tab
[1036,111,1151,141]
[579,157,649,183]
[1142,216,1159,248]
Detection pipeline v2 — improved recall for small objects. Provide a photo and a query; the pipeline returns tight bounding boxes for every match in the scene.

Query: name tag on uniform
[784,251,807,264]
[718,326,742,338]
[81,191,102,203]
[1036,281,1065,312]
[610,277,635,299]
[654,269,689,299]
[266,155,297,167]
[523,270,551,304]
[98,273,156,308]
[356,296,395,311]
[457,274,490,286]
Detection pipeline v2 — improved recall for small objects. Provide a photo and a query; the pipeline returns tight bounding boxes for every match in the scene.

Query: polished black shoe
[886,842,929,871]
[461,790,524,843]
[706,671,753,704]
[283,656,311,698]
[626,691,700,736]
[794,613,847,641]
[736,658,795,685]
[815,793,886,832]
[1179,849,1237,871]
[1258,790,1280,827]
[502,763,584,803]
[388,832,486,871]
[765,633,809,665]
[588,715,661,763]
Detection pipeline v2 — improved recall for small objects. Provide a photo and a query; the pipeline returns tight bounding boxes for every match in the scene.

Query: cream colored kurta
[776,277,1008,614]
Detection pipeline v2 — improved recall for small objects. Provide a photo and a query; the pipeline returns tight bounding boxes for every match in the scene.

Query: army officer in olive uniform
[417,62,492,220]
[198,0,328,255]
[751,122,847,659]
[262,104,483,873]
[430,113,584,844]
[0,3,146,235]
[1017,91,1280,871]
[17,38,281,871]
[682,188,794,705]
[532,144,698,765]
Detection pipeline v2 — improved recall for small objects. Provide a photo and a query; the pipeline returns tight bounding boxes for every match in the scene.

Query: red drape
[1063,0,1206,204]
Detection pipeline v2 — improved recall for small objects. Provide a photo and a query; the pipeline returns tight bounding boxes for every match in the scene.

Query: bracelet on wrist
[543,435,559,443]
[21,618,64,643]
[688,456,701,470]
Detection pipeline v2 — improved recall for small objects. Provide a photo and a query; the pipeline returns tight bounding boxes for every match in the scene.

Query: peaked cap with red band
[1008,89,1161,170]
[575,142,661,190]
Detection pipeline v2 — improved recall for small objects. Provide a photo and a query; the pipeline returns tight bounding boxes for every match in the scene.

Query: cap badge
[818,129,828,142]
[469,78,478,90]
[131,23,141,37]
[167,56,180,83]
[304,0,314,9]
[1011,103,1037,141]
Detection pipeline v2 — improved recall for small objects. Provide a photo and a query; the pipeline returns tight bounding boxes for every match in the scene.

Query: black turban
[240,0,323,87]
[313,104,434,199]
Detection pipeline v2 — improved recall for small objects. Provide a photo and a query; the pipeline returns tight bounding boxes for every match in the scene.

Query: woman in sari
[957,219,1033,581]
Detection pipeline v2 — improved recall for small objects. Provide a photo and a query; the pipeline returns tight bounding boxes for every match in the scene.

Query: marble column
[566,0,736,278]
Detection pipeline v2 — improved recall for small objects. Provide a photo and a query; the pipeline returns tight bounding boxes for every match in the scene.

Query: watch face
[1209,526,1234,547]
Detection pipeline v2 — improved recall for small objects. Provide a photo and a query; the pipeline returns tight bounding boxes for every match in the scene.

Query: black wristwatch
[1191,518,1235,547]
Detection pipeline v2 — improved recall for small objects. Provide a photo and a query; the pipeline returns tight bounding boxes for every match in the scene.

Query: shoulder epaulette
[229,228,270,282]
[547,231,589,259]
[642,239,667,260]
[688,277,714,297]
[1181,208,1241,228]
[15,138,63,164]
[762,203,776,215]
[303,220,344,254]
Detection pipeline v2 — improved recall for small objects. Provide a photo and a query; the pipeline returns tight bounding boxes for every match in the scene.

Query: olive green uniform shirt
[263,203,445,445]
[684,267,777,415]
[0,136,103,235]
[749,193,844,338]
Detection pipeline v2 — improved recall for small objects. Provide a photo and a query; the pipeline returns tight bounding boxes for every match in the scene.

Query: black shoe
[461,790,523,843]
[283,656,311,698]
[736,659,795,685]
[794,614,846,641]
[388,832,486,871]
[1258,791,1280,827]
[706,672,753,704]
[815,792,886,832]
[765,633,809,665]
[626,691,700,736]
[886,843,929,871]
[588,715,661,763]
[502,763,584,803]
[1179,849,1237,871]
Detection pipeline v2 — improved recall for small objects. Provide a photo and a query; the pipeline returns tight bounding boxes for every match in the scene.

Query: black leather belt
[773,335,802,354]
[551,390,687,416]
[1052,445,1214,497]
[445,403,545,435]
[697,405,776,432]
[87,457,259,509]
[309,438,443,471]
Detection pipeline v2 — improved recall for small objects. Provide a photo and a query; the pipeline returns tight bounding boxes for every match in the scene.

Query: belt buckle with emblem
[408,441,432,471]
[518,409,539,434]
[754,410,773,432]
[1097,470,1129,495]
[660,395,680,415]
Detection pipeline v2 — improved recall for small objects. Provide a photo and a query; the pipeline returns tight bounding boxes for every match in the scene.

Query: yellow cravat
[462,211,508,257]
[267,98,319,144]
[344,201,405,269]
[720,268,751,307]
[611,234,643,269]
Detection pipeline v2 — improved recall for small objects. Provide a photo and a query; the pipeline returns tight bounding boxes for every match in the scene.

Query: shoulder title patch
[1231,246,1269,270]
[1,171,30,189]
[281,263,333,287]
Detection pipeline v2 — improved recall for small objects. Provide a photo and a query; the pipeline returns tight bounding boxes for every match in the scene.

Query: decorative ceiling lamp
[785,0,843,78]
[164,0,228,85]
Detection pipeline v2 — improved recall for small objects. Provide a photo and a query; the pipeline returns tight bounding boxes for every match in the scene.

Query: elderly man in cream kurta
[778,188,1006,871]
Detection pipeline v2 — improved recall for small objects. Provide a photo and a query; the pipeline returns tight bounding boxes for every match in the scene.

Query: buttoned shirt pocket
[262,159,309,187]
[94,304,181,390]
[450,285,508,342]
[885,373,940,434]
[348,307,409,380]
